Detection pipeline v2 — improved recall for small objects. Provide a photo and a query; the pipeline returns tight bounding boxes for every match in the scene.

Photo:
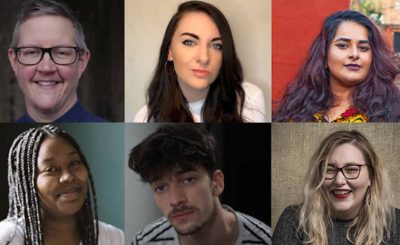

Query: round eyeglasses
[13,46,81,65]
[324,164,368,180]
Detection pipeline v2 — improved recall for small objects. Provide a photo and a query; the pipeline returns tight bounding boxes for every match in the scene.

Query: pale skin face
[36,136,88,218]
[327,21,372,93]
[150,167,224,236]
[168,11,223,103]
[322,143,371,220]
[8,15,90,122]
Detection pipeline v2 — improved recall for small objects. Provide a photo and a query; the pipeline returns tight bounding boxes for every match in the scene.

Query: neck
[178,81,209,103]
[330,80,354,107]
[179,204,238,245]
[26,95,78,122]
[41,212,80,245]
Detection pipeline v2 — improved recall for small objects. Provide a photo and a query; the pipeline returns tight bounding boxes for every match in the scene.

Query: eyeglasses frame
[12,46,82,65]
[324,164,369,180]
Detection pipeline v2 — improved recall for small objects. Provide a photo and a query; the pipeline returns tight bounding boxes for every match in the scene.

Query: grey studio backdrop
[0,0,124,121]
[271,123,400,230]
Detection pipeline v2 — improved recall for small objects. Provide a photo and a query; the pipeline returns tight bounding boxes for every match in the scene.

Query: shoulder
[132,217,177,245]
[98,221,125,245]
[236,211,272,245]
[134,105,149,122]
[241,82,266,122]
[0,220,25,245]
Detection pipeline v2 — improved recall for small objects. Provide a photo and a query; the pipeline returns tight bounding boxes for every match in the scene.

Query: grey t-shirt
[272,205,400,245]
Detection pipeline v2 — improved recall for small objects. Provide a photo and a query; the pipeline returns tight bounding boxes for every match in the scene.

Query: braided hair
[7,125,99,245]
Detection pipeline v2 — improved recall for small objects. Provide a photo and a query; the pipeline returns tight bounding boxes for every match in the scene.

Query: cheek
[16,66,36,81]
[58,66,80,82]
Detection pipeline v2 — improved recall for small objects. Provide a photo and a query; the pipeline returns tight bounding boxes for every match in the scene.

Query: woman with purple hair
[273,10,400,122]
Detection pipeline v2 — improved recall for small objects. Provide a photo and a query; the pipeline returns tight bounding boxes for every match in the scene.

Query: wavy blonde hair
[298,130,394,245]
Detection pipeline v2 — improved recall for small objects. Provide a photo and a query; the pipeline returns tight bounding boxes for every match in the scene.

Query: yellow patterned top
[313,107,367,123]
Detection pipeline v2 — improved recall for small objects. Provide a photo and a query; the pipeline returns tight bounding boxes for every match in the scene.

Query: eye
[336,43,348,49]
[182,39,195,46]
[211,43,223,51]
[153,185,166,193]
[70,159,82,167]
[359,46,370,52]
[183,177,195,184]
[44,166,58,173]
[22,48,40,56]
[345,166,359,173]
[326,167,336,173]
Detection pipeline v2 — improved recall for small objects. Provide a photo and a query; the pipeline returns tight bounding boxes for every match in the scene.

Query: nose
[349,45,359,60]
[333,170,347,185]
[59,169,75,183]
[37,53,57,72]
[169,183,186,207]
[196,44,210,66]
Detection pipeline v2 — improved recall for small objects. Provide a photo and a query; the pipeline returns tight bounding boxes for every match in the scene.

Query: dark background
[0,0,124,122]
[209,123,271,225]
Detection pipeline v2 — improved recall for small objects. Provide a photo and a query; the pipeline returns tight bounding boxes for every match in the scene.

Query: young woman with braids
[273,10,400,122]
[0,125,124,245]
[134,1,266,122]
[273,130,400,244]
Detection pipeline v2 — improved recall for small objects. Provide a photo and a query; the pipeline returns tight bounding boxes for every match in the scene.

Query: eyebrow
[180,32,222,42]
[334,37,369,44]
[150,167,197,183]
[327,162,363,166]
[39,150,79,164]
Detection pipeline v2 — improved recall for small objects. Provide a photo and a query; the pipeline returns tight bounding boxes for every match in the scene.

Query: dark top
[272,205,400,245]
[16,101,106,123]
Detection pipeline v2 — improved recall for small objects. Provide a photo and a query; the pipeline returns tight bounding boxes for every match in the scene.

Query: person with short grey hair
[8,0,105,122]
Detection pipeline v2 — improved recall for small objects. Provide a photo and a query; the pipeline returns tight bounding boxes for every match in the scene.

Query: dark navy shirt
[16,101,106,122]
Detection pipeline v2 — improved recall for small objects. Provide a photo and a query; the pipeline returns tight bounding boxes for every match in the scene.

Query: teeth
[36,81,58,86]
[333,190,351,195]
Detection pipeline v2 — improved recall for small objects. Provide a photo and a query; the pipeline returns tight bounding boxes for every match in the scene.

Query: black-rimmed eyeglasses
[12,46,81,65]
[324,164,368,180]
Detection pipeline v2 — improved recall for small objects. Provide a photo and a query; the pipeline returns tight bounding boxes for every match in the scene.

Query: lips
[331,189,352,199]
[344,64,361,71]
[56,185,82,199]
[34,80,61,87]
[169,207,195,221]
[191,69,210,78]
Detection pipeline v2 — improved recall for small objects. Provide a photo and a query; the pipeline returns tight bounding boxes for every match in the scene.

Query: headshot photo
[272,0,400,122]
[0,124,125,244]
[125,0,271,122]
[0,0,124,122]
[125,123,271,244]
[272,123,400,244]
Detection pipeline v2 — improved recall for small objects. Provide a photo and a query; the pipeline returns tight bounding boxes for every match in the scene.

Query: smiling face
[36,136,88,218]
[322,143,371,220]
[327,21,372,90]
[8,15,89,120]
[168,11,223,102]
[150,167,223,236]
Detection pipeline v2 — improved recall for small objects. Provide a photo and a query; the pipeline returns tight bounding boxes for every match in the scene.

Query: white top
[134,82,266,122]
[0,219,124,245]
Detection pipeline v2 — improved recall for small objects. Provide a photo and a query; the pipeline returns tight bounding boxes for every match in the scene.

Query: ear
[77,49,90,78]
[167,49,173,61]
[211,170,224,197]
[8,48,18,74]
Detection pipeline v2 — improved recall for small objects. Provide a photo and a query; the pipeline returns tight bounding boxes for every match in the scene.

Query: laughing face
[168,11,223,102]
[322,143,371,220]
[8,15,89,119]
[150,167,223,236]
[36,136,88,217]
[327,21,372,89]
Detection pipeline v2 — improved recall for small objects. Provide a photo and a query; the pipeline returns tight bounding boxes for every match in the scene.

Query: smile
[331,190,352,199]
[56,186,82,199]
[34,80,61,87]
[191,69,210,78]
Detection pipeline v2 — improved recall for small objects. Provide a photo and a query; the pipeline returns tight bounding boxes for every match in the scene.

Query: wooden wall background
[0,0,124,122]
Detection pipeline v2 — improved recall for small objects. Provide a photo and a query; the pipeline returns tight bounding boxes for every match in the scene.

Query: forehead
[38,137,76,160]
[18,15,75,47]
[174,11,221,39]
[333,21,369,41]
[151,165,207,182]
[328,143,365,166]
